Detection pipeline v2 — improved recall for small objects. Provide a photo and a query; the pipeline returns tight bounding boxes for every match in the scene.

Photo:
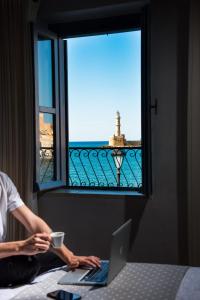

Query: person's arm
[0,173,50,259]
[12,205,100,268]
[0,233,50,259]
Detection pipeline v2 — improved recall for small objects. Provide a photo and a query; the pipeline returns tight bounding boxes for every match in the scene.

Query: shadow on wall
[125,196,147,261]
[38,192,147,261]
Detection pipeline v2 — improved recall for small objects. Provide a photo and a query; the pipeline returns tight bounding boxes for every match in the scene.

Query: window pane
[67,31,142,190]
[38,39,53,107]
[39,113,55,183]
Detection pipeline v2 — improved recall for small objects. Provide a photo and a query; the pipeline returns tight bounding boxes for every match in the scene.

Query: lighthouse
[115,111,121,136]
[109,111,126,146]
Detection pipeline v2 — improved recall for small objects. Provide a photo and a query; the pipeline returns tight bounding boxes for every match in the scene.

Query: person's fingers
[88,260,99,267]
[34,243,50,251]
[35,248,47,254]
[87,262,96,267]
[34,233,51,241]
[67,255,101,269]
[81,258,97,268]
[84,256,101,266]
[32,237,50,246]
[89,256,101,264]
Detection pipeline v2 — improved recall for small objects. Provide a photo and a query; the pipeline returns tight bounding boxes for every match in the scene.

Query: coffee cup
[50,232,65,248]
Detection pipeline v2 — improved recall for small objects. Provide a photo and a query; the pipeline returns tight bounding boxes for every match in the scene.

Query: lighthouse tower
[115,111,121,136]
[109,111,126,146]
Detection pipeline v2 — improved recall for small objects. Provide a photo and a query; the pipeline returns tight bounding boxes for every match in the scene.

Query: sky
[38,40,53,108]
[67,30,141,142]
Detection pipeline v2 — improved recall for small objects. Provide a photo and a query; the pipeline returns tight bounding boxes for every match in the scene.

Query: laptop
[58,219,132,286]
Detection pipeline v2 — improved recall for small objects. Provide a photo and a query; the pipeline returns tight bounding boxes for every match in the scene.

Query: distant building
[108,111,141,147]
[39,113,53,148]
[109,111,126,146]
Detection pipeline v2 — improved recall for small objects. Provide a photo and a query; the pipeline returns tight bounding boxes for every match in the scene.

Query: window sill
[42,188,146,198]
[34,181,66,192]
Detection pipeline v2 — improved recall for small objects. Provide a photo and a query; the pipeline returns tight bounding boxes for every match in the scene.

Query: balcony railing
[40,147,54,183]
[40,146,142,190]
[69,147,142,189]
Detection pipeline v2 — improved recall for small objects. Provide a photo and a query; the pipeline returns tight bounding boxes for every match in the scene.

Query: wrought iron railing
[40,147,54,183]
[40,146,142,190]
[69,147,142,189]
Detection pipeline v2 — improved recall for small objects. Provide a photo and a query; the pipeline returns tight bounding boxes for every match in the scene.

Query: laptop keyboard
[82,261,109,283]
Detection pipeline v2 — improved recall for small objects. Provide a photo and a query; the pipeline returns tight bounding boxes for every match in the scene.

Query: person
[0,171,100,287]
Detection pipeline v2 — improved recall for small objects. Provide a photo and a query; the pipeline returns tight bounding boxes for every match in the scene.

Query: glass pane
[38,39,53,107]
[39,113,55,183]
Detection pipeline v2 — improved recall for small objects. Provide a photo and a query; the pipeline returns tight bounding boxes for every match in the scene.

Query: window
[67,31,142,190]
[34,31,66,190]
[34,12,150,194]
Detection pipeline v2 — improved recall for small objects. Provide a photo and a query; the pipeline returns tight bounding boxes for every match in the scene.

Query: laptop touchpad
[58,269,90,284]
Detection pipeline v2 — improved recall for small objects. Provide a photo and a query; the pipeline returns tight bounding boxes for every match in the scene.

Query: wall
[38,191,145,259]
[38,0,183,264]
[131,0,180,264]
[187,0,200,266]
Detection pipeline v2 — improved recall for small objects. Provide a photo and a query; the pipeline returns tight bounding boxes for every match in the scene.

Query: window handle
[150,99,158,115]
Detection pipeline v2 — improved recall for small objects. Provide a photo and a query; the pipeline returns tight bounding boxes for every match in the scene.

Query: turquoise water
[40,141,142,189]
[69,141,108,147]
[69,141,142,189]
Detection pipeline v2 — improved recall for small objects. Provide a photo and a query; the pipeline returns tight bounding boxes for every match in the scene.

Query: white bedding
[2,263,199,300]
[176,267,200,300]
[0,284,27,300]
[0,266,66,300]
[10,263,189,300]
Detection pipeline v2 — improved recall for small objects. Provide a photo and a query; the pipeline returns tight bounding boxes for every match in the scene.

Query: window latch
[150,99,158,115]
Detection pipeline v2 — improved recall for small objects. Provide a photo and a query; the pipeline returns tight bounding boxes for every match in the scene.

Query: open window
[34,11,150,194]
[33,29,66,190]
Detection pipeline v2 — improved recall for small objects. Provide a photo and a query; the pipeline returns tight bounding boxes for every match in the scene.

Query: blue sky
[67,30,141,141]
[38,40,53,108]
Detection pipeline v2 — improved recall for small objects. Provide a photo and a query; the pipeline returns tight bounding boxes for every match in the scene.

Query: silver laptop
[58,219,132,286]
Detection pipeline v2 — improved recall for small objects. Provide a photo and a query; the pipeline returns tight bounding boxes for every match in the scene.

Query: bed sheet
[176,267,200,300]
[11,263,188,300]
[0,266,66,300]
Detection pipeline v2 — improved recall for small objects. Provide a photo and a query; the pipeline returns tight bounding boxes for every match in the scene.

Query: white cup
[50,232,65,248]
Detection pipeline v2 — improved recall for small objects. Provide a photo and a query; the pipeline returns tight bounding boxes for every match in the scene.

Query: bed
[1,263,200,300]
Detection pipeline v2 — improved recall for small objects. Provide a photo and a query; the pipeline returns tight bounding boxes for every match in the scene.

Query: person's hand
[77,255,101,268]
[19,233,51,255]
[67,255,101,269]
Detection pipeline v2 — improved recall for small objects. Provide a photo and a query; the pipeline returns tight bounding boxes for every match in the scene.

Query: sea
[40,141,142,189]
[68,141,142,189]
[69,141,108,147]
